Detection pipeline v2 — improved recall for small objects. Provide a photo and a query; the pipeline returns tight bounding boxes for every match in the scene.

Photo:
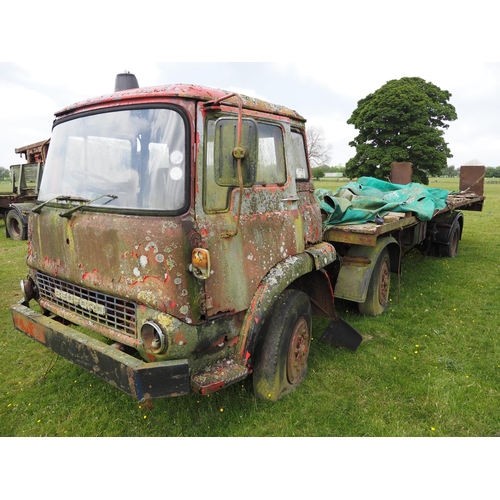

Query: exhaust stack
[114,71,139,92]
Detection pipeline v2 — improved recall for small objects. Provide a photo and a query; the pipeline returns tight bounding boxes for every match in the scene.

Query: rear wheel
[253,289,312,401]
[440,222,460,257]
[358,248,390,316]
[6,210,26,241]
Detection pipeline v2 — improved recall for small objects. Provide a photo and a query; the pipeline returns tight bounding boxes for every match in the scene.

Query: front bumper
[11,303,190,400]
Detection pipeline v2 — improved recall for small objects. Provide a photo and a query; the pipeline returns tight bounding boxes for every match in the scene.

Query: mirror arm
[216,93,246,239]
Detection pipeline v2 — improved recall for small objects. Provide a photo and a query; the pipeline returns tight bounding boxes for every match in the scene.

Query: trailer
[322,163,485,315]
[0,140,48,239]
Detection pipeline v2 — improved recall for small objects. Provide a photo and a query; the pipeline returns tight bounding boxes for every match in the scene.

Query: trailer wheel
[6,210,26,241]
[358,248,390,316]
[253,289,312,401]
[440,222,460,258]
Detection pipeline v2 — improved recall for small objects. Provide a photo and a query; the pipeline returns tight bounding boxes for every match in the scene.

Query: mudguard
[334,236,399,303]
[237,242,336,364]
[6,202,35,240]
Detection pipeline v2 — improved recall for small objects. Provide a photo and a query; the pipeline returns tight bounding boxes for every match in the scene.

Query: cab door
[196,108,303,317]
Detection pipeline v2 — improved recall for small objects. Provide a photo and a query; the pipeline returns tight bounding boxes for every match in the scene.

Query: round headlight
[141,321,167,354]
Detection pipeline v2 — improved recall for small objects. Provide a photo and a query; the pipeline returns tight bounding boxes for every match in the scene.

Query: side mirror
[214,117,258,187]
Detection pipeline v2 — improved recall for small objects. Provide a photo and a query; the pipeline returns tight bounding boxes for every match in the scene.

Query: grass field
[1,178,499,437]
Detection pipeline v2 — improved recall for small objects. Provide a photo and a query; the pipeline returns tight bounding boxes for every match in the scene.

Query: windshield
[38,107,187,211]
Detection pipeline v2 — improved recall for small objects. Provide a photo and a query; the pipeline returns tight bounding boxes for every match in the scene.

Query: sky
[0,1,498,173]
[1,61,498,173]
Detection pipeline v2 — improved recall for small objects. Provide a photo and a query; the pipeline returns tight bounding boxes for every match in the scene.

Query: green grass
[0,179,11,193]
[1,179,499,437]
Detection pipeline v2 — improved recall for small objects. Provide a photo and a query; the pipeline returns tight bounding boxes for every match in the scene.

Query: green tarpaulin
[317,177,450,227]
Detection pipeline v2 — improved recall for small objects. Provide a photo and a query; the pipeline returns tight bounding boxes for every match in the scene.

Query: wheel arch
[426,211,464,258]
[334,236,399,304]
[430,211,464,244]
[237,243,336,366]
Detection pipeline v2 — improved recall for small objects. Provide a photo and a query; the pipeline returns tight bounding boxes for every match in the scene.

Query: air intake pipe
[114,71,139,92]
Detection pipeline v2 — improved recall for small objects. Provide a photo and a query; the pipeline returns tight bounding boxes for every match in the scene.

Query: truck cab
[12,74,345,401]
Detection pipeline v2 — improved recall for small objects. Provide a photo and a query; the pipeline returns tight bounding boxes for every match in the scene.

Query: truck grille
[36,272,136,337]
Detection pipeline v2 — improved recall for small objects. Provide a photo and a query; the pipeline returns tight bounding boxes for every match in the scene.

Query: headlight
[141,321,167,354]
[20,277,38,303]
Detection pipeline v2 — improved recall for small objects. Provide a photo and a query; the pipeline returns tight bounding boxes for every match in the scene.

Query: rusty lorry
[1,140,48,240]
[10,73,485,401]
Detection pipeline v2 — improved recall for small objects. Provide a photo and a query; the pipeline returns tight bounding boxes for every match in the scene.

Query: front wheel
[253,289,312,401]
[358,248,390,316]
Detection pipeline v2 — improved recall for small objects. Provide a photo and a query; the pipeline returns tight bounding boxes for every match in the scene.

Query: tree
[0,167,10,181]
[346,77,458,184]
[441,165,458,177]
[485,166,500,178]
[312,167,325,180]
[306,126,333,167]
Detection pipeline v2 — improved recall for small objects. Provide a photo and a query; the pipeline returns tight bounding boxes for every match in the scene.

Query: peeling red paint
[82,269,98,280]
[13,312,46,343]
[227,336,239,347]
[142,275,169,284]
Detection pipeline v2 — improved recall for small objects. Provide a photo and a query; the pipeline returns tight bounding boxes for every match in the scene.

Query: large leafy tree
[345,77,457,184]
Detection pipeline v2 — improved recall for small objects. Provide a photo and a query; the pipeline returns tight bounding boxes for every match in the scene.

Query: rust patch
[173,330,187,346]
[13,312,46,343]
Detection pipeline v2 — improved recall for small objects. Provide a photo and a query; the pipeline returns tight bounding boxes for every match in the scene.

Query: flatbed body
[324,190,485,247]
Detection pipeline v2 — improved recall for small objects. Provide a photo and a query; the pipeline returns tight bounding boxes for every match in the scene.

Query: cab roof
[54,83,306,123]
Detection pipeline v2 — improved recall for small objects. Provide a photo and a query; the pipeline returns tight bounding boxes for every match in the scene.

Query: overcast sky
[1,2,498,173]
[1,61,498,172]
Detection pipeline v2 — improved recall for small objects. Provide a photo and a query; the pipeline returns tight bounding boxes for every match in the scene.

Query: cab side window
[290,130,309,180]
[204,117,286,212]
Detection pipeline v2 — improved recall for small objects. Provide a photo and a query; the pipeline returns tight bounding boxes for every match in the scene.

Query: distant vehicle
[1,140,48,240]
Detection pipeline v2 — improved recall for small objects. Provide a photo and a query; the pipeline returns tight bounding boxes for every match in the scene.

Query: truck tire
[440,221,460,258]
[358,248,390,316]
[253,289,312,401]
[6,209,27,241]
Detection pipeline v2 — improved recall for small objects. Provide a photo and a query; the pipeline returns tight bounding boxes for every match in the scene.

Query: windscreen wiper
[59,194,118,218]
[32,195,90,214]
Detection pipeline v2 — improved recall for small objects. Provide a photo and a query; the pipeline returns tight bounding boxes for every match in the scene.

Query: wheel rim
[287,317,310,385]
[378,260,390,306]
